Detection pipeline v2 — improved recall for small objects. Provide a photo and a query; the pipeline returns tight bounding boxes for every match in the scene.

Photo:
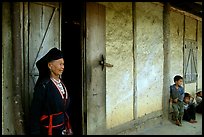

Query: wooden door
[85,2,106,135]
[23,2,61,129]
[28,2,60,105]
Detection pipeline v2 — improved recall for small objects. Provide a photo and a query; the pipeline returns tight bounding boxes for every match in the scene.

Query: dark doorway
[61,2,83,135]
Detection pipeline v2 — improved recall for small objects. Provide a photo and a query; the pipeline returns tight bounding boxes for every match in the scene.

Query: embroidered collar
[51,77,61,84]
[51,77,65,95]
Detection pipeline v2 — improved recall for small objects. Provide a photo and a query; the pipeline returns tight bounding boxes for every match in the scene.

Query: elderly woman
[30,48,73,135]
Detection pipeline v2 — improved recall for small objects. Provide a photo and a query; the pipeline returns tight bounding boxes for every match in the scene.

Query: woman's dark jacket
[30,78,70,135]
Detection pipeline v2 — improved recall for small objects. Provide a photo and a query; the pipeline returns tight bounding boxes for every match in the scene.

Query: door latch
[99,55,113,71]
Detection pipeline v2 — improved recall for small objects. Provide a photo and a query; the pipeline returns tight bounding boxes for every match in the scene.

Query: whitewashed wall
[170,11,202,97]
[98,1,202,132]
[184,16,197,95]
[197,21,202,90]
[100,2,134,128]
[169,11,184,84]
[99,2,164,128]
[136,2,163,117]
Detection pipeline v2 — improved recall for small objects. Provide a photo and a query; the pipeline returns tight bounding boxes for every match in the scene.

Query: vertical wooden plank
[182,15,186,90]
[59,2,61,49]
[195,20,198,92]
[86,2,106,135]
[23,2,30,132]
[132,2,137,120]
[11,2,25,134]
[162,2,171,120]
[81,2,87,135]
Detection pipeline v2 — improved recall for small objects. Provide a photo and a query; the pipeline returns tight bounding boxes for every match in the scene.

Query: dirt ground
[119,113,202,135]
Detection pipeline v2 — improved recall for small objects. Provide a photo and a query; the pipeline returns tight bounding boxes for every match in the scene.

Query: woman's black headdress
[35,47,63,89]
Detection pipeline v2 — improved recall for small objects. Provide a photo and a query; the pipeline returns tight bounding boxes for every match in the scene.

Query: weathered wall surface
[99,2,165,129]
[136,2,164,117]
[2,2,15,135]
[100,2,134,128]
[184,16,197,95]
[185,19,202,95]
[169,10,202,96]
[169,11,184,84]
[185,16,197,40]
[197,21,202,90]
[99,2,202,133]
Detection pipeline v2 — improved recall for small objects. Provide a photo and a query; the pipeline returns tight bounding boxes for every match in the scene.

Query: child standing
[170,75,185,126]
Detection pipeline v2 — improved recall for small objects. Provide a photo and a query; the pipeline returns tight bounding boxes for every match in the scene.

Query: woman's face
[48,58,64,77]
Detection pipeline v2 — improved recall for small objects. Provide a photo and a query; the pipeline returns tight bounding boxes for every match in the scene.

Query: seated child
[183,93,197,123]
[195,90,202,113]
[170,75,185,126]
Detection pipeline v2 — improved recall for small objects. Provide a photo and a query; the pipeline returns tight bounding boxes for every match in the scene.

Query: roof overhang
[162,2,202,18]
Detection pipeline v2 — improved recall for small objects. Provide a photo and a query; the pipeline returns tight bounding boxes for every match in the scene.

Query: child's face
[198,91,202,97]
[184,97,190,104]
[176,79,183,86]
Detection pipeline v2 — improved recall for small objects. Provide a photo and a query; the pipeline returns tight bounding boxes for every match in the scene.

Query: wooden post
[11,2,25,134]
[162,2,171,120]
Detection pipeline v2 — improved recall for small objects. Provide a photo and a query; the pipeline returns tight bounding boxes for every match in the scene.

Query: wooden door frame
[81,2,87,135]
[83,2,106,135]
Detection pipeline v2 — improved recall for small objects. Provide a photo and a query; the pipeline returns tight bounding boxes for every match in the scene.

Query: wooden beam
[157,2,202,21]
[194,2,202,5]
[170,6,202,21]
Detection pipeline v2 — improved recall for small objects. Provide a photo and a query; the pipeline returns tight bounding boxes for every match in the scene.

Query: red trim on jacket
[40,111,64,135]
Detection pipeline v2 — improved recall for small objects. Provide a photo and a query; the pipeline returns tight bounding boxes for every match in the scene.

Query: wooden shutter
[184,39,198,83]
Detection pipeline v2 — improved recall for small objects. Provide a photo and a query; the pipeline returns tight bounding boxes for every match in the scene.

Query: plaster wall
[94,1,202,133]
[184,16,198,96]
[169,11,202,97]
[197,21,202,91]
[169,11,184,87]
[184,19,202,96]
[100,2,134,128]
[185,16,197,41]
[99,2,165,129]
[136,2,164,118]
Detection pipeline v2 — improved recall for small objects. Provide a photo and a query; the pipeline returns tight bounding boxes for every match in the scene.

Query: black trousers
[196,101,202,113]
[183,103,196,121]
